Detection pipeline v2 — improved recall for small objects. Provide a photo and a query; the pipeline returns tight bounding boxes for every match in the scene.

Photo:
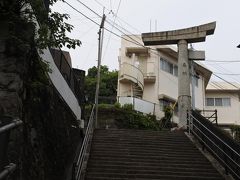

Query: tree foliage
[0,0,81,50]
[85,65,118,103]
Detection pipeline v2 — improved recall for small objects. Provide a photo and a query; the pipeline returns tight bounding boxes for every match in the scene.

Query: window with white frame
[160,58,178,77]
[205,97,231,107]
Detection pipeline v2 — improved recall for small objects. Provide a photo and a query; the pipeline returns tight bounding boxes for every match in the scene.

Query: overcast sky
[54,0,240,83]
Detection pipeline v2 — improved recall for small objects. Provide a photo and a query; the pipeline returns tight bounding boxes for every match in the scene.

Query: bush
[84,103,162,131]
[115,108,161,131]
[122,103,133,111]
[160,106,173,129]
[114,102,121,109]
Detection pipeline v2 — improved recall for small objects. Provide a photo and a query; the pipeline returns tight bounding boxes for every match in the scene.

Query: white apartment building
[117,35,212,122]
[205,82,240,127]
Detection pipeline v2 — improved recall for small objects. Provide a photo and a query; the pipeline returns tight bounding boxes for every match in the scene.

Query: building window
[160,58,178,77]
[222,98,231,106]
[206,98,214,106]
[206,98,231,107]
[215,98,222,106]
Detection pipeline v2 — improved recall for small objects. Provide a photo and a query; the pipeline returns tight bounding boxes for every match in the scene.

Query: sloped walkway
[85,129,224,180]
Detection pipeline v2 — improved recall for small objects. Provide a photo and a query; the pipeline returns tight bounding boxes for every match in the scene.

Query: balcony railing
[119,62,144,90]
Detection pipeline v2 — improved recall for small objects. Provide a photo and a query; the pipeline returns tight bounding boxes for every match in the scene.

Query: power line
[69,0,143,48]
[64,1,146,51]
[212,73,240,89]
[74,0,142,44]
[214,72,240,75]
[205,60,240,62]
[93,0,111,11]
[65,1,99,26]
[103,0,122,60]
[209,63,240,84]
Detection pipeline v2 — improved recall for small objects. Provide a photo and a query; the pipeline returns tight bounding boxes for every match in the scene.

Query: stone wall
[0,21,82,180]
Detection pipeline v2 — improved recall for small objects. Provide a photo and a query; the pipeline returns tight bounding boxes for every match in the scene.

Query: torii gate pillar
[142,22,216,129]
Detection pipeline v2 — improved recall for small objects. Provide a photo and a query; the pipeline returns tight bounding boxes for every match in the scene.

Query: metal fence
[188,110,240,179]
[199,109,218,124]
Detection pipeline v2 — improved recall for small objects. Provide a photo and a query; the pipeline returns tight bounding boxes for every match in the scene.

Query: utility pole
[95,14,106,128]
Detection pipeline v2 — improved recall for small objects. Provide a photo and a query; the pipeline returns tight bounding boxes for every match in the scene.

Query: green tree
[85,65,118,103]
[1,0,81,50]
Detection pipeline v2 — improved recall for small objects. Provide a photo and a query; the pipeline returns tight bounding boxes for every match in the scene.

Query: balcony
[119,62,144,91]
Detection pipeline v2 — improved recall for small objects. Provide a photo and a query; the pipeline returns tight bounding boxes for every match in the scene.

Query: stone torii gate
[142,22,216,128]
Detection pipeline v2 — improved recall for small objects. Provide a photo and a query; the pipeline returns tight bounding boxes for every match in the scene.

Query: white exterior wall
[158,53,178,101]
[205,92,240,125]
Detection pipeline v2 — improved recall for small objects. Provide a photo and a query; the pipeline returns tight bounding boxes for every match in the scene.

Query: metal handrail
[0,118,22,179]
[189,117,240,168]
[199,109,217,124]
[190,114,240,157]
[0,163,16,180]
[188,112,240,179]
[189,127,240,179]
[0,119,23,134]
[73,104,95,180]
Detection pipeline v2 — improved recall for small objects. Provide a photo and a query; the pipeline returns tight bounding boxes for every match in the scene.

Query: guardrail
[72,104,95,180]
[188,110,240,179]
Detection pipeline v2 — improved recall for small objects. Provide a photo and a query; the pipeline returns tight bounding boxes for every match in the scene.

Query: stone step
[91,143,199,149]
[86,168,221,177]
[85,172,224,180]
[92,146,202,155]
[88,156,211,164]
[89,151,208,160]
[84,129,223,180]
[87,160,214,168]
[87,164,218,173]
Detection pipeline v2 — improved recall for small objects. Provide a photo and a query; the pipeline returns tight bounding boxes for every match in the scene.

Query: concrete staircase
[85,129,224,180]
